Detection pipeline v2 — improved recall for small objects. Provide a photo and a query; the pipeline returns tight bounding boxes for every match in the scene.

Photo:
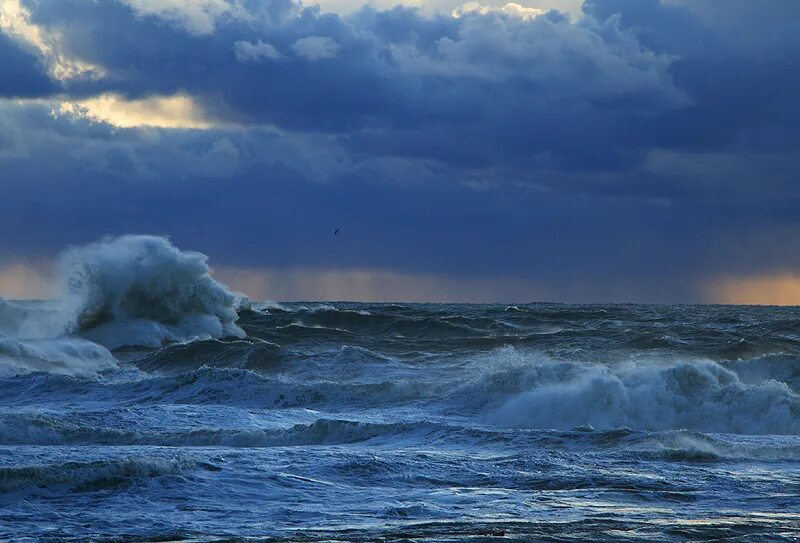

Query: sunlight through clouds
[452,2,545,20]
[56,94,217,129]
[312,0,582,17]
[0,0,798,304]
[0,0,104,80]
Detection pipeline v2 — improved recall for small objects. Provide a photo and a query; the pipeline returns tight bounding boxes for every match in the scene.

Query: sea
[1,236,799,542]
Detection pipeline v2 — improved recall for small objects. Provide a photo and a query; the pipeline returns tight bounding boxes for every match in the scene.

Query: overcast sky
[1,0,799,303]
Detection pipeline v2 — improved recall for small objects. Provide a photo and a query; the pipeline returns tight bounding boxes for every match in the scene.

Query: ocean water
[1,236,800,542]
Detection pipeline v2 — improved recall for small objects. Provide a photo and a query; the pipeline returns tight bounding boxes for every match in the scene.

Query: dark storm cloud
[21,0,688,174]
[582,0,800,155]
[16,0,797,195]
[0,31,58,97]
[0,99,795,303]
[1,0,799,301]
[0,102,724,303]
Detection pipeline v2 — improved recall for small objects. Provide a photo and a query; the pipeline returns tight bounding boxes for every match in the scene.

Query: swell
[0,456,218,494]
[3,350,800,436]
[0,412,496,448]
[243,303,800,361]
[0,366,438,409]
[5,291,800,379]
[132,338,284,373]
[5,410,796,465]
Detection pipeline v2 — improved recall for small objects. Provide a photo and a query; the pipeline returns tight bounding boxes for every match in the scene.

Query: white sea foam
[0,235,246,375]
[59,235,245,347]
[480,352,800,435]
[0,336,117,378]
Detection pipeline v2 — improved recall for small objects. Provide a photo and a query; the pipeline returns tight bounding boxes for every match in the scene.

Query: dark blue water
[1,237,799,542]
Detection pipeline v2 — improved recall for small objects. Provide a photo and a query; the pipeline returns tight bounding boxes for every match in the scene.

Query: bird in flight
[333,228,340,236]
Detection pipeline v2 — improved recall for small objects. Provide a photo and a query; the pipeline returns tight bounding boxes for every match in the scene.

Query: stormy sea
[1,236,799,542]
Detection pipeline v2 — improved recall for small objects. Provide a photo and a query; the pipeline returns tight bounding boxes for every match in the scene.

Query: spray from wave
[59,235,247,348]
[478,353,800,435]
[0,235,246,375]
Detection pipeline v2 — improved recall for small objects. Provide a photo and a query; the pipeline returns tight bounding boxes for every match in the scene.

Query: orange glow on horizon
[707,274,800,306]
[0,263,53,300]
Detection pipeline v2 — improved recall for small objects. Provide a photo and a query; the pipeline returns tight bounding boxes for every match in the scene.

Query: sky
[0,0,799,303]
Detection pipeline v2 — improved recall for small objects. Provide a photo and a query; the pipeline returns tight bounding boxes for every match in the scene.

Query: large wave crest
[59,235,246,348]
[0,235,246,375]
[477,352,800,435]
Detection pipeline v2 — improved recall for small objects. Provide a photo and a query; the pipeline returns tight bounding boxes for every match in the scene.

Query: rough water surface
[2,238,800,542]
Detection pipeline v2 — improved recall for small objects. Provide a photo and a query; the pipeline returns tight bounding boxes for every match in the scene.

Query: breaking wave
[479,354,800,435]
[0,336,117,378]
[61,235,246,348]
[4,239,800,541]
[0,235,246,376]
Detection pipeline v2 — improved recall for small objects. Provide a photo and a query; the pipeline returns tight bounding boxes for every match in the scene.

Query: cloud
[0,0,102,81]
[0,32,57,97]
[0,0,798,302]
[22,0,686,116]
[452,2,545,20]
[234,39,281,62]
[312,0,583,19]
[291,35,341,61]
[120,0,247,36]
[12,0,693,182]
[667,0,800,54]
[0,114,29,158]
[56,93,216,128]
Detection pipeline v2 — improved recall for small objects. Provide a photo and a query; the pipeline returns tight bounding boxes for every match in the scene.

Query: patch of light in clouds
[56,94,216,129]
[0,0,104,80]
[452,2,545,19]
[311,0,583,18]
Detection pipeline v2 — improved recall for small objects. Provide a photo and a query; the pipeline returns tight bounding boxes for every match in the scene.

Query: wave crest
[0,236,246,375]
[60,235,245,348]
[482,355,800,435]
[0,456,210,494]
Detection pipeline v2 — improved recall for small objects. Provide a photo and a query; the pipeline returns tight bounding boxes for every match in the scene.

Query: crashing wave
[0,336,118,378]
[475,351,800,435]
[59,235,246,348]
[0,235,246,375]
